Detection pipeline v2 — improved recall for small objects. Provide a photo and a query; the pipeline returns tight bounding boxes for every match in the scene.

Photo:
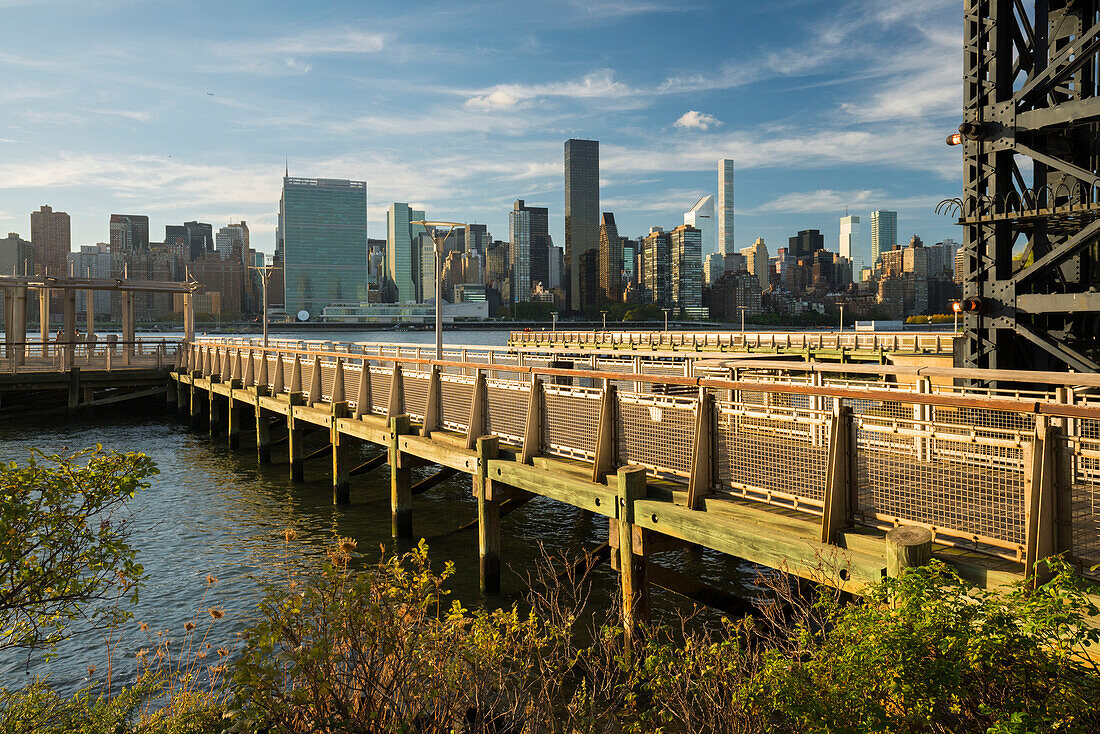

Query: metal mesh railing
[714,402,829,513]
[486,379,530,446]
[617,392,697,478]
[369,367,391,415]
[440,374,474,432]
[542,384,600,461]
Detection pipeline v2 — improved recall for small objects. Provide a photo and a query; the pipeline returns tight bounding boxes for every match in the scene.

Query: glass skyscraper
[564,139,599,311]
[870,209,897,267]
[386,203,426,304]
[279,177,368,319]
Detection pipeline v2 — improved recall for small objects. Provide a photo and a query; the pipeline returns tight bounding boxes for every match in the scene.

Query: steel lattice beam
[962,0,1100,376]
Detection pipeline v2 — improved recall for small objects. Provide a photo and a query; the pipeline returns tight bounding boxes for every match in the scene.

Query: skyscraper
[684,195,715,258]
[670,224,703,317]
[508,205,532,303]
[870,210,897,266]
[216,222,250,262]
[184,221,214,261]
[512,200,549,288]
[280,176,368,319]
[788,229,825,258]
[386,202,426,303]
[564,138,599,311]
[839,215,862,284]
[598,212,622,302]
[109,214,149,253]
[718,159,735,265]
[30,205,71,278]
[642,226,670,306]
[739,237,770,291]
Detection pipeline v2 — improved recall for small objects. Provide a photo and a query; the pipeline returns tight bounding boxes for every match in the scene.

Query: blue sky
[0,0,963,257]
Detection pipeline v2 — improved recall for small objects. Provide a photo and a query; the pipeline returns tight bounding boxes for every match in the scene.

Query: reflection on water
[0,332,756,695]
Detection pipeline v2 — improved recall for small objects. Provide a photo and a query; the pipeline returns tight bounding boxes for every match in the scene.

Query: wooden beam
[489,460,616,516]
[592,384,618,484]
[466,370,488,450]
[1024,416,1061,583]
[686,388,714,510]
[617,466,649,655]
[647,562,757,618]
[412,466,459,496]
[520,376,543,464]
[350,452,388,476]
[820,401,855,545]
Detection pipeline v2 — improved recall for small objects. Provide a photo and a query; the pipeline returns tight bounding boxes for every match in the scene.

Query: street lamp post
[552,311,558,333]
[601,310,608,331]
[410,221,465,361]
[249,261,282,349]
[662,308,670,332]
[839,304,845,336]
[739,306,747,337]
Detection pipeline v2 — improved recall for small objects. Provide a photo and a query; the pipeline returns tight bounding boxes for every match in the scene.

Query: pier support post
[616,466,649,655]
[885,526,933,579]
[255,387,270,464]
[227,383,241,449]
[189,370,202,429]
[476,436,501,594]
[389,414,412,538]
[176,374,187,414]
[67,367,80,412]
[208,378,223,438]
[288,391,305,482]
[331,401,351,504]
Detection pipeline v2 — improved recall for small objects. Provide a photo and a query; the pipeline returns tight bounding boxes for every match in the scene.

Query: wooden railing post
[466,369,488,449]
[289,354,302,394]
[477,435,501,594]
[421,366,442,437]
[307,355,322,406]
[686,388,715,510]
[820,400,855,545]
[354,363,372,419]
[1024,415,1064,583]
[387,364,404,420]
[332,358,346,404]
[272,353,284,394]
[592,384,618,484]
[521,376,543,465]
[617,466,649,657]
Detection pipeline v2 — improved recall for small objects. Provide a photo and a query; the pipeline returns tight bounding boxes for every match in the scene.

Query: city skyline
[0,1,961,255]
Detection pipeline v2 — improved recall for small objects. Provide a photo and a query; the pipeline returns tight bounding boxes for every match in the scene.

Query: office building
[465,224,490,256]
[564,138,599,311]
[68,244,112,316]
[30,205,71,278]
[670,224,703,316]
[0,232,34,277]
[508,205,532,303]
[703,252,724,287]
[177,221,214,261]
[684,194,716,258]
[718,159,735,261]
[642,226,670,307]
[280,176,368,319]
[839,214,862,284]
[216,222,250,262]
[512,199,549,290]
[789,229,825,258]
[740,237,770,291]
[598,212,622,302]
[109,214,150,253]
[870,210,897,266]
[386,202,426,303]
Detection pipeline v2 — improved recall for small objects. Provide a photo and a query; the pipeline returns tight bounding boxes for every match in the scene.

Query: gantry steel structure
[945,1,1100,373]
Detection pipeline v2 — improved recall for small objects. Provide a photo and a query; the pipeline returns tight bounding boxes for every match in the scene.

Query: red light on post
[952,301,963,313]
[946,133,963,146]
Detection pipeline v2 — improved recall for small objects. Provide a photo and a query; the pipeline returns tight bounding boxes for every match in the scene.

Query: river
[0,330,756,695]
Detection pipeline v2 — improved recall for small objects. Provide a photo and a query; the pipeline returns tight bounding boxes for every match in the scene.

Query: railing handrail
[184,340,1099,420]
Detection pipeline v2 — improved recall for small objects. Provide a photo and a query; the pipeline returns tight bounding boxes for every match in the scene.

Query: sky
[0,0,965,258]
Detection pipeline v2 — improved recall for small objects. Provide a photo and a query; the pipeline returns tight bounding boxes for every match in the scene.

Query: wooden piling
[616,466,649,654]
[255,396,271,464]
[189,370,202,429]
[227,385,241,449]
[332,401,351,505]
[288,391,305,482]
[885,526,933,578]
[477,435,501,594]
[389,414,412,538]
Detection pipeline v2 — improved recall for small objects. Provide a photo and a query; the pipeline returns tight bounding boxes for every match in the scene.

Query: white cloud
[754,189,939,215]
[465,89,520,110]
[464,70,631,108]
[673,110,721,130]
[89,109,152,123]
[207,28,386,75]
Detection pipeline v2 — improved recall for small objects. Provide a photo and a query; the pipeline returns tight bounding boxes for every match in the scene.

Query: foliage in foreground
[2,532,1100,732]
[0,448,156,653]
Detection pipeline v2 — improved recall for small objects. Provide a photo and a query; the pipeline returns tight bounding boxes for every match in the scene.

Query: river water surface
[0,329,754,694]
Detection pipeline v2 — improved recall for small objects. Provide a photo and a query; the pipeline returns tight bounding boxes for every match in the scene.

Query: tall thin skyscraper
[508,205,532,303]
[386,202,426,303]
[30,205,71,278]
[598,212,622,302]
[839,215,862,283]
[718,159,735,265]
[684,195,715,258]
[870,210,897,266]
[564,139,599,311]
[280,176,368,318]
[512,199,549,289]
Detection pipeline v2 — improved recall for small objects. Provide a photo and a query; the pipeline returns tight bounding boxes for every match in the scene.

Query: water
[0,330,756,695]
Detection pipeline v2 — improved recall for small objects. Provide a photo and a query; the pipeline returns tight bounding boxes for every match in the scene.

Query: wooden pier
[174,338,1100,629]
